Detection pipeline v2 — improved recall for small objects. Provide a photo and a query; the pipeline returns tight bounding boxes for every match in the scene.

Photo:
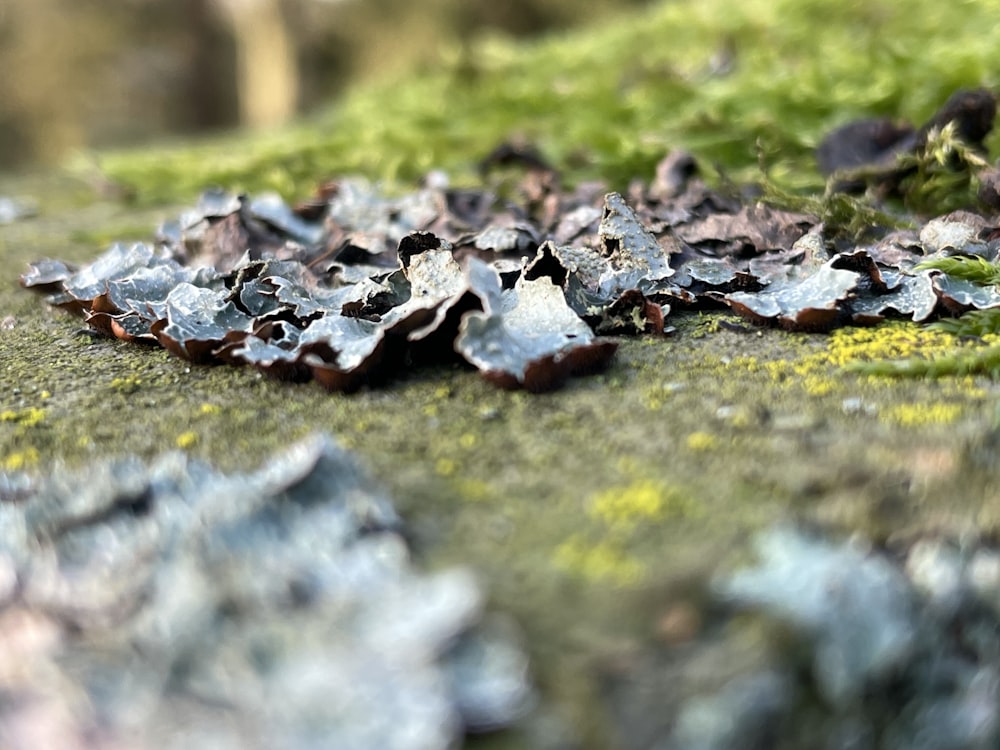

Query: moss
[811,320,1000,382]
[897,120,991,215]
[95,0,1000,205]
[724,322,990,403]
[920,257,1000,287]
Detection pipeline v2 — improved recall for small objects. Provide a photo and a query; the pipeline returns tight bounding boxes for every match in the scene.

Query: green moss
[756,169,914,239]
[96,0,1000,205]
[854,343,1000,379]
[918,257,1000,286]
[845,320,1000,380]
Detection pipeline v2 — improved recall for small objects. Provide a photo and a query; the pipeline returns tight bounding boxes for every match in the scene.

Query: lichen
[0,407,46,428]
[1,447,39,471]
[589,479,698,530]
[726,322,987,399]
[553,478,704,585]
[175,430,199,449]
[435,458,458,477]
[9,0,1000,740]
[110,375,142,393]
[685,431,719,452]
[880,402,963,426]
[824,323,962,367]
[553,535,646,587]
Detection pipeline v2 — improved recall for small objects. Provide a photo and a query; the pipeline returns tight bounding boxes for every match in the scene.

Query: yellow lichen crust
[589,479,701,530]
[175,431,199,449]
[554,478,703,586]
[110,376,142,393]
[435,458,457,477]
[553,536,646,587]
[725,322,990,402]
[1,448,39,471]
[880,402,963,426]
[0,407,46,428]
[824,323,965,368]
[685,431,719,452]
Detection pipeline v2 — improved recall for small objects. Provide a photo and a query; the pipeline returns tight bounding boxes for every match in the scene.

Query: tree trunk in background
[211,0,300,129]
[0,0,91,165]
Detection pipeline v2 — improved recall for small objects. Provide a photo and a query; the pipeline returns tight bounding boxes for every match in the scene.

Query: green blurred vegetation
[97,0,1000,205]
[0,0,648,169]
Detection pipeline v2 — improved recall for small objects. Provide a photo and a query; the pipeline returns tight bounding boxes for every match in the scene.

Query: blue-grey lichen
[606,526,1000,750]
[0,434,535,749]
[716,527,919,708]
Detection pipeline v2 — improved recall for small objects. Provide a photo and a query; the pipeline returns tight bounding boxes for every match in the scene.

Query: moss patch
[96,0,1000,204]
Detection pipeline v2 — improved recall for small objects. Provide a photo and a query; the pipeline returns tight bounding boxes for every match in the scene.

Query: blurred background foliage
[0,0,650,170]
[4,0,1000,206]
